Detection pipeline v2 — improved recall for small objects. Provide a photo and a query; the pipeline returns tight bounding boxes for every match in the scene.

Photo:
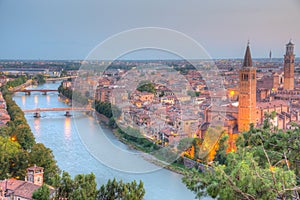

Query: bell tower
[238,42,257,132]
[25,165,44,186]
[283,40,295,90]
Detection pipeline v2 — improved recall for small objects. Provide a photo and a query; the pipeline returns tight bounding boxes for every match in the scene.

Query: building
[238,42,257,132]
[95,86,112,103]
[0,92,10,127]
[62,80,72,89]
[283,40,295,90]
[25,166,44,186]
[0,166,55,200]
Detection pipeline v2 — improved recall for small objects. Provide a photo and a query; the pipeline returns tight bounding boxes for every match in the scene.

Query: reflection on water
[46,95,50,105]
[64,117,71,141]
[34,95,38,107]
[21,96,26,106]
[33,118,40,138]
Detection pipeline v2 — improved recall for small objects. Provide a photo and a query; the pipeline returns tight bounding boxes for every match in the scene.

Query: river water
[12,82,205,200]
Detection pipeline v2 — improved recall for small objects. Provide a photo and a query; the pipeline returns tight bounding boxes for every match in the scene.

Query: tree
[109,117,117,129]
[32,184,50,200]
[0,136,23,179]
[183,118,300,199]
[213,135,229,165]
[34,74,46,84]
[6,76,27,88]
[29,143,59,184]
[187,90,200,97]
[183,149,298,200]
[51,172,98,200]
[96,178,145,200]
[137,81,156,93]
[70,173,97,200]
[177,138,194,153]
[14,124,35,150]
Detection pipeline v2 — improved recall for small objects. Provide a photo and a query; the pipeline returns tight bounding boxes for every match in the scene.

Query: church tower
[25,165,44,186]
[283,40,295,90]
[238,42,257,132]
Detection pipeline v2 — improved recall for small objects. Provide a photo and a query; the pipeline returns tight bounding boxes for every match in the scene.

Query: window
[242,74,248,81]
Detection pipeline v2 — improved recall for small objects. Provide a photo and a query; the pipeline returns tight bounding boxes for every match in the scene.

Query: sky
[0,0,300,60]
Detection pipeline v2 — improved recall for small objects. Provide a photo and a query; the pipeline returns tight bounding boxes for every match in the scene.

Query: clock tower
[283,40,295,90]
[238,42,257,132]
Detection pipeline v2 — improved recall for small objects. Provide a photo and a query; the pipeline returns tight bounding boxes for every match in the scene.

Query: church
[201,40,300,138]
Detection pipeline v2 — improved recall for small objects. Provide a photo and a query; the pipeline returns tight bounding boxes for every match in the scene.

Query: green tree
[177,138,194,153]
[187,90,200,97]
[29,143,59,184]
[14,124,35,150]
[6,76,27,88]
[0,136,23,179]
[51,172,97,200]
[137,81,156,93]
[70,173,97,200]
[96,178,145,200]
[32,184,50,200]
[183,118,300,199]
[34,74,46,84]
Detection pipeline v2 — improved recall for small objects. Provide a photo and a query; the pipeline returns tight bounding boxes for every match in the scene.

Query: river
[12,82,206,200]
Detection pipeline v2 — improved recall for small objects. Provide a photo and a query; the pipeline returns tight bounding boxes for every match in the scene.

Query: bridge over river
[23,107,93,117]
[15,89,58,95]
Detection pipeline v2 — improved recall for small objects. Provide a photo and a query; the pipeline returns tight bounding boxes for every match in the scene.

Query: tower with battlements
[283,40,295,90]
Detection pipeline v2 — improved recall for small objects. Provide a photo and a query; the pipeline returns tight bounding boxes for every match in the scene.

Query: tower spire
[243,42,253,67]
[238,42,256,132]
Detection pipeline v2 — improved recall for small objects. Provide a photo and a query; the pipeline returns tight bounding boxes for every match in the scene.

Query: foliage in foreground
[97,178,145,200]
[183,118,300,200]
[32,184,50,200]
[49,172,145,200]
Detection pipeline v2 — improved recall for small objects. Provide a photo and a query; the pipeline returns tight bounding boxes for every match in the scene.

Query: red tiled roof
[256,100,288,109]
[14,182,40,199]
[0,179,24,191]
[0,179,54,200]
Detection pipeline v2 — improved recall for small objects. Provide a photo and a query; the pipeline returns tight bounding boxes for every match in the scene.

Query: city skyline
[0,0,300,60]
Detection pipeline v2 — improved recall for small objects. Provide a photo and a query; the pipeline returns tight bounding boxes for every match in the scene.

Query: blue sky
[0,0,300,60]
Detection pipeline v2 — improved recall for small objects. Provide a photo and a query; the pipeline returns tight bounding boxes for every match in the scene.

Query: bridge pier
[42,92,47,95]
[86,111,93,115]
[25,92,31,95]
[64,111,71,117]
[34,112,41,118]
